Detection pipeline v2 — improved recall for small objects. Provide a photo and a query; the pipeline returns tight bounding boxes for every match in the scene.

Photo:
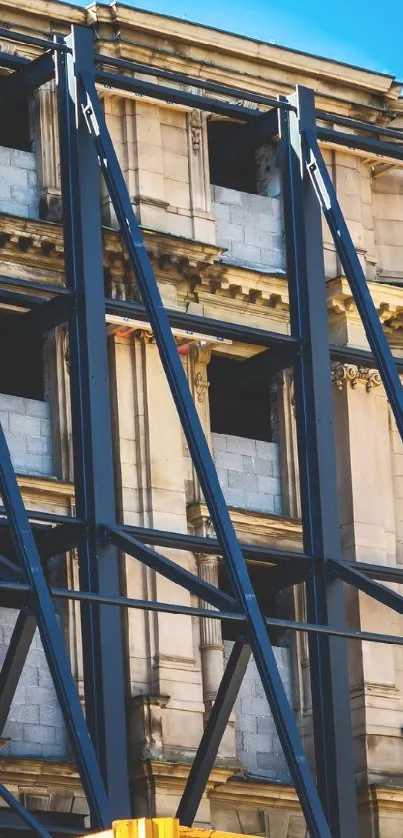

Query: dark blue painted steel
[329,559,403,615]
[279,87,357,838]
[79,58,332,838]
[0,396,111,826]
[177,642,251,825]
[304,123,403,442]
[55,29,131,820]
[106,527,239,612]
[0,611,36,732]
[0,782,51,838]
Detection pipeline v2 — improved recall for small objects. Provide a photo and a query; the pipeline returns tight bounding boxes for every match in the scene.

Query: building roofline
[107,0,400,84]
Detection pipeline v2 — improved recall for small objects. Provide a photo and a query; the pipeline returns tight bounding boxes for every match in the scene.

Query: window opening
[208,353,272,442]
[207,119,257,193]
[0,311,44,400]
[0,95,31,152]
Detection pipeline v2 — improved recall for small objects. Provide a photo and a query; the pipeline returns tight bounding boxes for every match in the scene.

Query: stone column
[35,82,62,221]
[331,361,402,794]
[108,328,206,788]
[197,554,224,712]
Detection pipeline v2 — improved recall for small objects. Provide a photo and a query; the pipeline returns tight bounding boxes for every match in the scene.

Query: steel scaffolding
[0,20,401,838]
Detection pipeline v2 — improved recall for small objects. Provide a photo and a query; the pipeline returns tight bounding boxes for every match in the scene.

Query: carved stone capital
[189,109,202,154]
[331,363,381,392]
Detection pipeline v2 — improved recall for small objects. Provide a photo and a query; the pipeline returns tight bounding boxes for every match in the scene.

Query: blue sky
[70,0,402,80]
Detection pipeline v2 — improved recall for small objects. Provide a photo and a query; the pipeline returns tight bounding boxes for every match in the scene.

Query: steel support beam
[329,559,403,615]
[305,128,403,443]
[95,69,265,121]
[106,527,238,612]
[95,52,288,112]
[80,65,333,838]
[279,86,357,838]
[0,809,85,836]
[55,28,131,819]
[0,393,110,827]
[317,126,403,162]
[0,296,73,341]
[0,610,36,732]
[0,52,54,106]
[0,783,51,838]
[177,641,251,825]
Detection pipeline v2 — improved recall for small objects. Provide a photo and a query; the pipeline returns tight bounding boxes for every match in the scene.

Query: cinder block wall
[0,395,54,476]
[211,185,284,271]
[212,433,282,514]
[0,395,63,757]
[0,612,67,758]
[225,641,292,781]
[0,147,39,219]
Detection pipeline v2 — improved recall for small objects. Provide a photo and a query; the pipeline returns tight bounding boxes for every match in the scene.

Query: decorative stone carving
[331,363,382,392]
[197,554,224,708]
[189,109,202,154]
[189,342,212,404]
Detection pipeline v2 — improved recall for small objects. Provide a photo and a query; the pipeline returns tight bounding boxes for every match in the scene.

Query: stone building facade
[0,1,402,837]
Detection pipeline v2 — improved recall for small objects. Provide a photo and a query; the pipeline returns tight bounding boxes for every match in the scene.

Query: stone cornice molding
[327,276,403,334]
[0,2,400,119]
[0,214,291,330]
[331,363,382,392]
[187,501,302,554]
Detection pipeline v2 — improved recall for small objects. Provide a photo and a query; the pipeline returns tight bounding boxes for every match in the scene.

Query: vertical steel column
[279,86,357,838]
[80,73,333,838]
[55,29,130,819]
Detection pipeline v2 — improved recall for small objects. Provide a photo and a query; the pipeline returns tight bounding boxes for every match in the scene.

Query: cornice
[17,474,74,510]
[359,784,403,814]
[0,214,290,329]
[187,502,302,554]
[327,275,403,346]
[0,757,80,787]
[0,2,399,121]
[89,4,400,113]
[132,759,233,792]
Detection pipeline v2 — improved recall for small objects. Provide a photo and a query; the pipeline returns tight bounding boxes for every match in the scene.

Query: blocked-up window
[208,353,282,515]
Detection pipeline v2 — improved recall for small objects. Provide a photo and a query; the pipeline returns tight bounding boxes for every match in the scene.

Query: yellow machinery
[82,818,247,838]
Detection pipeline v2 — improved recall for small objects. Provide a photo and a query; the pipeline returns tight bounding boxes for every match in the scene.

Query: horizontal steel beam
[317,110,403,142]
[318,126,403,161]
[0,809,85,836]
[0,27,68,53]
[1,577,403,647]
[0,296,73,340]
[329,559,403,615]
[95,69,265,120]
[106,526,239,612]
[95,52,289,112]
[0,52,54,105]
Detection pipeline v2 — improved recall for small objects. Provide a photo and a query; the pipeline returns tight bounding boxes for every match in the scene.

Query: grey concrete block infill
[212,433,282,514]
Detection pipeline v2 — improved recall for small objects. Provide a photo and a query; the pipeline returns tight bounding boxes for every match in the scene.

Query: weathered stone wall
[0,394,53,476]
[0,147,38,219]
[212,433,282,514]
[211,185,284,271]
[225,641,292,781]
[0,613,67,758]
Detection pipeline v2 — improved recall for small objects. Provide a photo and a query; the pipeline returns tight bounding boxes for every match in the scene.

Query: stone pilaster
[331,360,402,787]
[197,554,224,711]
[108,328,206,774]
[35,82,62,222]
